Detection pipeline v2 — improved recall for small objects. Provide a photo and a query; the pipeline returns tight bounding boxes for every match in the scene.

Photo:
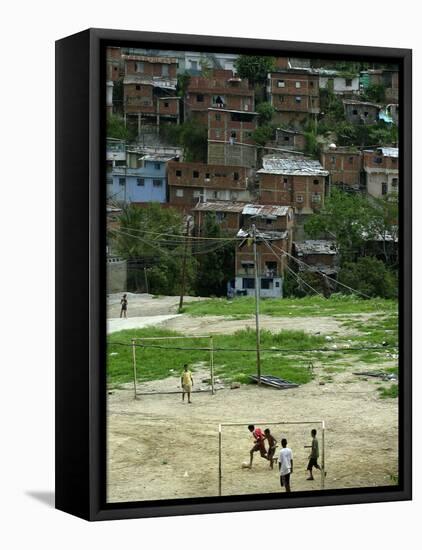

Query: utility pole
[252,224,261,384]
[178,217,191,313]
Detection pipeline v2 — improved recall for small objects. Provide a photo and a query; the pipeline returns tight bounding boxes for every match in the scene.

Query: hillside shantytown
[106,48,398,300]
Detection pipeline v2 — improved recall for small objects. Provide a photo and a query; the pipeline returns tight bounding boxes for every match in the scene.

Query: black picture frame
[55,28,412,521]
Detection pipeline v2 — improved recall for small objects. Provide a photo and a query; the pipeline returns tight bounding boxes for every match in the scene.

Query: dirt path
[107,293,206,318]
[107,367,398,503]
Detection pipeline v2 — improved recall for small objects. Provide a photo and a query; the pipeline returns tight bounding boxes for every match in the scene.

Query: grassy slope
[182,295,397,317]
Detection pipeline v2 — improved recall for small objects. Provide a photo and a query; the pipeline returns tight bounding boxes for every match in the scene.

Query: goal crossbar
[218,420,325,496]
[131,335,215,399]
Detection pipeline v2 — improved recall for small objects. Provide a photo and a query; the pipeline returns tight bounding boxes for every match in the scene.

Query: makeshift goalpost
[131,335,215,399]
[218,420,326,496]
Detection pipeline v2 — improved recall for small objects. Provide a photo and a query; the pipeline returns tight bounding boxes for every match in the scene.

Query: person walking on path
[305,429,322,480]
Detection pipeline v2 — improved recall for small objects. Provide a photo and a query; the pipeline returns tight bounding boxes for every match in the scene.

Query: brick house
[122,54,179,132]
[167,160,254,212]
[343,100,380,125]
[192,201,245,235]
[207,107,259,168]
[360,69,399,104]
[363,148,399,198]
[320,147,363,191]
[275,128,306,151]
[293,240,339,276]
[232,228,290,298]
[267,69,320,128]
[257,157,329,213]
[185,69,255,124]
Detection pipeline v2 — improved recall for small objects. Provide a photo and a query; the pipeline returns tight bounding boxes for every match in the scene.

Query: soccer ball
[241,462,250,469]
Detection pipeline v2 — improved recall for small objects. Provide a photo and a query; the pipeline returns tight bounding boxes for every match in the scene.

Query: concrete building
[293,240,339,276]
[122,54,179,133]
[343,100,381,125]
[257,157,329,213]
[321,146,363,191]
[232,228,290,298]
[318,70,360,96]
[167,160,254,212]
[363,147,399,198]
[267,69,320,128]
[185,69,254,124]
[207,107,259,168]
[108,154,175,203]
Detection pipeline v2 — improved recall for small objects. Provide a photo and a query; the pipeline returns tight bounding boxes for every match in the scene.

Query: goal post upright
[130,335,215,398]
[217,420,326,496]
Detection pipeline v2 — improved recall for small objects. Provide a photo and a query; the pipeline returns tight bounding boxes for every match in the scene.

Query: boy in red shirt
[248,425,268,468]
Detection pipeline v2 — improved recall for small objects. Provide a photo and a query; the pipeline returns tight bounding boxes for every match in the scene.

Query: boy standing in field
[120,294,128,318]
[180,364,194,404]
[264,428,277,469]
[248,425,268,468]
[279,438,293,492]
[305,429,322,480]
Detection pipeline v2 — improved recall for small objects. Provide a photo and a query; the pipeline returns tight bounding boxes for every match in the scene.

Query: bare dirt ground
[107,367,398,503]
[107,293,398,503]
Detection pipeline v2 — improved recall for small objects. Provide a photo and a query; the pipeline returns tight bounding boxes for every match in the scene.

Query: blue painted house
[108,154,175,203]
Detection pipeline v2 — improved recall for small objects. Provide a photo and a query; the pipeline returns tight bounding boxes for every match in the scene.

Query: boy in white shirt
[278,438,293,493]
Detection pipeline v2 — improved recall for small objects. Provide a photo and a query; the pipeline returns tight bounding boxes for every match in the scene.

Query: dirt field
[107,367,398,503]
[107,293,398,503]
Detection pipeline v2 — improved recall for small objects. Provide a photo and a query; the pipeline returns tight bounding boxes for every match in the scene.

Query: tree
[194,213,234,297]
[252,125,274,146]
[176,72,191,99]
[362,83,386,103]
[112,203,197,295]
[234,55,276,86]
[160,121,208,162]
[107,114,132,140]
[256,101,275,125]
[304,188,373,264]
[364,193,398,266]
[112,78,124,115]
[339,257,397,299]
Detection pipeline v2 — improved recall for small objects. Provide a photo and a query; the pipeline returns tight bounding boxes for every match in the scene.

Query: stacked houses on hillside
[106,47,399,297]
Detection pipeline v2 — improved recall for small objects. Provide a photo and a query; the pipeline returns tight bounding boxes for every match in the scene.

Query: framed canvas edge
[56,28,412,522]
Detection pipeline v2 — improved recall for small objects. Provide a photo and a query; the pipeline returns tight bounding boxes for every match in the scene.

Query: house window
[176,189,184,197]
[205,173,210,179]
[266,218,272,225]
[331,156,336,165]
[373,156,383,164]
[233,172,239,181]
[279,96,284,103]
[242,278,255,289]
[176,170,182,177]
[381,182,388,195]
[154,163,161,170]
[352,109,358,115]
[364,111,369,117]
[296,194,304,203]
[392,178,398,188]
[231,192,238,200]
[193,171,199,178]
[216,212,227,222]
[119,177,125,186]
[231,131,237,138]
[196,94,204,102]
[345,78,353,87]
[261,278,273,289]
[277,80,285,88]
[135,85,141,90]
[312,193,321,202]
[310,81,314,87]
[215,129,221,138]
[284,136,290,142]
[193,190,201,198]
[215,113,221,121]
[190,60,198,70]
[153,179,162,187]
[348,156,354,163]
[164,102,169,108]
[135,62,144,72]
[137,178,145,186]
[162,64,169,77]
[295,96,302,103]
[295,81,301,88]
[313,179,320,185]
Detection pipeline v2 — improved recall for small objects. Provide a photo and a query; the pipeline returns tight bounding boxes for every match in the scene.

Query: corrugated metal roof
[242,204,291,217]
[237,228,288,240]
[193,201,246,213]
[294,240,337,255]
[258,157,329,176]
[378,147,399,158]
